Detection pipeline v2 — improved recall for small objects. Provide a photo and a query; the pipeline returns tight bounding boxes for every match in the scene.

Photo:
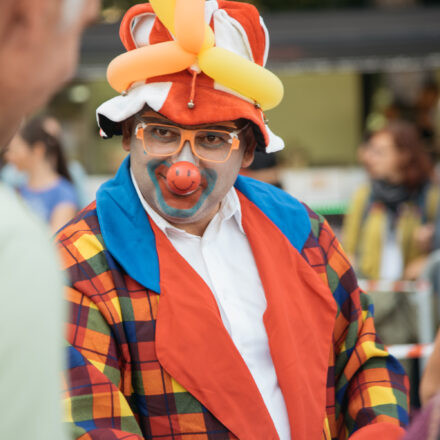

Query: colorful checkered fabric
[57,199,409,439]
[302,207,409,438]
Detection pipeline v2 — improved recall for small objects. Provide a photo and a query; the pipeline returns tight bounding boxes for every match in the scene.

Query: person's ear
[241,142,256,168]
[121,119,133,152]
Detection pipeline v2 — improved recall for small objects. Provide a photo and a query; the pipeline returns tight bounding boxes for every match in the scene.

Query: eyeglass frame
[134,119,249,164]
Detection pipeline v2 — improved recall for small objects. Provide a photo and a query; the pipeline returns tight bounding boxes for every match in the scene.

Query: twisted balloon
[107,0,283,111]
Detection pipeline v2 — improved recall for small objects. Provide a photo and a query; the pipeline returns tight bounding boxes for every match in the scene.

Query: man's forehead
[139,110,239,130]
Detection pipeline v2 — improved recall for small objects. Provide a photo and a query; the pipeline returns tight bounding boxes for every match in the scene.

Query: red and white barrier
[359,279,435,368]
[387,343,434,360]
[358,279,431,293]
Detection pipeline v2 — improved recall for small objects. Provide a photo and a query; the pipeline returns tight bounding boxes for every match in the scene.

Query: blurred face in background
[5,135,36,173]
[366,131,404,183]
[0,0,100,148]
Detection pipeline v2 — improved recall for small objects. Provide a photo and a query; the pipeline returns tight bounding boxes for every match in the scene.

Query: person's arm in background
[0,184,67,440]
[51,203,78,233]
[0,0,100,148]
[405,186,440,279]
[50,182,79,233]
[305,208,409,439]
[420,329,440,406]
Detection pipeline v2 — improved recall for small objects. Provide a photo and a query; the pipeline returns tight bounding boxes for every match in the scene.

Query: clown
[57,1,409,439]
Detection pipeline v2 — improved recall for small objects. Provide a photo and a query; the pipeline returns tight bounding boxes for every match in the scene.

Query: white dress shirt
[131,171,291,440]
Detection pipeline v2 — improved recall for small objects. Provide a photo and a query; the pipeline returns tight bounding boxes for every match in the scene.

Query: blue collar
[96,156,311,294]
[96,156,160,293]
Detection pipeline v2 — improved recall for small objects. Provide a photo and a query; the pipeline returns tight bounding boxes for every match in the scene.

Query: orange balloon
[107,41,196,93]
[174,0,205,54]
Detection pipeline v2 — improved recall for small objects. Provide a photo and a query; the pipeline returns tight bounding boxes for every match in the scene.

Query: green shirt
[0,184,67,440]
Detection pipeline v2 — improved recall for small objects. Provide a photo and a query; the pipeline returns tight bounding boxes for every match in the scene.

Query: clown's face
[123,111,255,235]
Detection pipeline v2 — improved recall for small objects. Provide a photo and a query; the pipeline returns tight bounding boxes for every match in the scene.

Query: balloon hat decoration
[107,0,284,111]
[166,161,202,196]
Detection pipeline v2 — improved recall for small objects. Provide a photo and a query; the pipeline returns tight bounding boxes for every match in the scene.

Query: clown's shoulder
[235,174,352,301]
[235,174,323,254]
[54,201,105,272]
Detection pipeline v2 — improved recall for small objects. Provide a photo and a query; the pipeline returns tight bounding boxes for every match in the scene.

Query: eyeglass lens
[142,124,234,162]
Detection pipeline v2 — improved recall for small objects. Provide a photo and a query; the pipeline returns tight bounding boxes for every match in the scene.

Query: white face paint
[59,0,87,28]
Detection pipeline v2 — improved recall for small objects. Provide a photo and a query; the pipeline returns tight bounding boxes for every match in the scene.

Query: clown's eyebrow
[138,114,238,131]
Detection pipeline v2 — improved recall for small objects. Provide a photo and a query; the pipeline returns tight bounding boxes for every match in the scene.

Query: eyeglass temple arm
[135,123,145,140]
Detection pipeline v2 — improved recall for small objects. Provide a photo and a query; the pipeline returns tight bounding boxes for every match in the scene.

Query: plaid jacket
[57,157,409,440]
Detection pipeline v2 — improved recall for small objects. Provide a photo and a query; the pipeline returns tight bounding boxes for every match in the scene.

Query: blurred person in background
[343,120,438,281]
[343,121,439,408]
[5,116,78,233]
[402,329,440,439]
[0,0,99,148]
[420,329,440,406]
[1,115,90,210]
[0,0,99,439]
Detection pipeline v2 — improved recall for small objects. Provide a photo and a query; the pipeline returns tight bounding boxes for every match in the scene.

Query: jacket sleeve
[313,215,409,437]
[64,286,144,440]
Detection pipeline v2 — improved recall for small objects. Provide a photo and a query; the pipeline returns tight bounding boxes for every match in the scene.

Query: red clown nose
[166,161,201,196]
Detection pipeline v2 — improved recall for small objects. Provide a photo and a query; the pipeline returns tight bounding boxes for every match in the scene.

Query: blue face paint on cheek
[147,160,217,219]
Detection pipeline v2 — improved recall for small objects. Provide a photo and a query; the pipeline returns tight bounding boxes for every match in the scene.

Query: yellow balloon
[107,41,196,93]
[149,0,176,33]
[198,47,284,111]
[201,25,215,51]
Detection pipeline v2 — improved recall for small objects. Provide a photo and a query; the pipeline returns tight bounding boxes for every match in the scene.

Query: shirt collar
[130,167,244,238]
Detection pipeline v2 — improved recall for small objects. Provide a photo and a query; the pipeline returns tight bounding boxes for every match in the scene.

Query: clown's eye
[148,125,180,142]
[154,128,172,137]
[206,135,220,143]
[196,131,230,149]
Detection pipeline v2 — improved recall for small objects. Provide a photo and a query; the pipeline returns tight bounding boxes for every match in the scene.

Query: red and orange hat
[97,0,285,152]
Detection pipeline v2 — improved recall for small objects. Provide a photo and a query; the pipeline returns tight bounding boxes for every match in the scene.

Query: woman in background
[343,121,439,408]
[5,116,78,233]
[343,120,439,281]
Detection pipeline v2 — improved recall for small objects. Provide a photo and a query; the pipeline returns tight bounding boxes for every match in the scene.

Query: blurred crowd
[342,80,440,286]
[343,117,439,283]
[341,83,440,416]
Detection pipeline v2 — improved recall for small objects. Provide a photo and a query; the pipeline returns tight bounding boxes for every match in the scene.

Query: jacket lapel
[237,191,337,440]
[153,221,279,440]
[98,159,337,437]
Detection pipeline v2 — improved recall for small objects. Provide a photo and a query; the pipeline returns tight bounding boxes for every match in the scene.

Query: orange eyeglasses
[135,121,248,164]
